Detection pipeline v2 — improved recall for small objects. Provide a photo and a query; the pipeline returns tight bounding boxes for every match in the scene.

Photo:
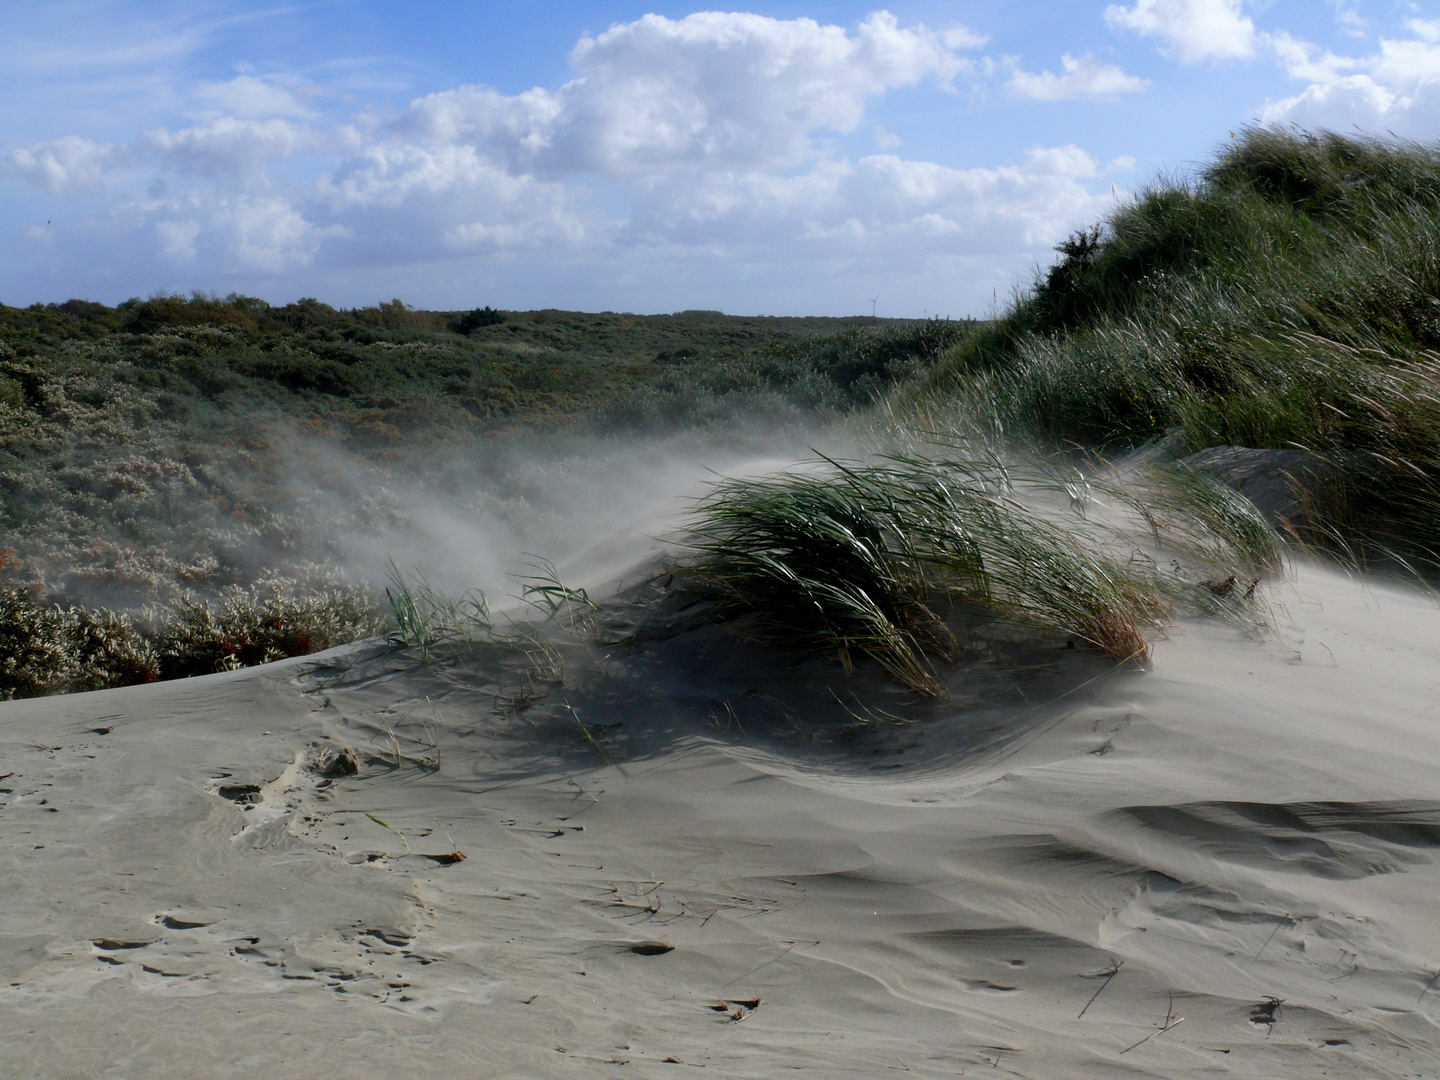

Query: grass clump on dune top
[685,452,1272,696]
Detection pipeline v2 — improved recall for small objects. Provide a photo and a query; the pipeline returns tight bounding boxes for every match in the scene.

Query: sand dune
[3,553,1439,1078]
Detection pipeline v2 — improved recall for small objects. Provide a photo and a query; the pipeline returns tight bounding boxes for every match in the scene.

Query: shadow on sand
[298,564,1142,787]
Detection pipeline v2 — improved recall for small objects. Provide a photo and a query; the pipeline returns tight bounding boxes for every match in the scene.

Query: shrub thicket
[595,319,970,430]
[0,303,966,612]
[0,576,382,699]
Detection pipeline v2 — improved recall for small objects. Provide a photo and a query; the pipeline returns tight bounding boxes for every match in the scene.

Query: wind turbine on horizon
[868,296,878,318]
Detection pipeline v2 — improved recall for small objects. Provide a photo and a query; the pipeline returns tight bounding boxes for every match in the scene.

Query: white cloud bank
[1008,54,1150,101]
[1,11,1131,313]
[7,135,118,194]
[1105,0,1257,64]
[1263,19,1440,135]
[1101,1,1440,138]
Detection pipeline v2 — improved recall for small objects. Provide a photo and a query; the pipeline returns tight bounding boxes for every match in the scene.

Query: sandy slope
[2,557,1439,1079]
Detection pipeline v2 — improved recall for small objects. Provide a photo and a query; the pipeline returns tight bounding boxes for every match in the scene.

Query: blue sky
[4,1,1440,316]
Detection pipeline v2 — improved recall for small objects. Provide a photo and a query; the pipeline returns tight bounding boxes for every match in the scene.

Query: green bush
[153,579,381,678]
[449,306,506,334]
[596,319,972,431]
[0,374,25,410]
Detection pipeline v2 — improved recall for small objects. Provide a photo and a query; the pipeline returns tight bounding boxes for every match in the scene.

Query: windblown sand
[3,554,1439,1078]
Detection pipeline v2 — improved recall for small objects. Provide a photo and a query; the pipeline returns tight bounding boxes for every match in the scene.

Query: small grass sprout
[428,826,467,865]
[563,700,614,764]
[364,812,412,854]
[517,555,598,630]
[385,561,491,661]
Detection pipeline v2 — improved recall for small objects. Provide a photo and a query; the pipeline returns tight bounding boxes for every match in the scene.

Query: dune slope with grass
[0,302,966,701]
[913,127,1440,567]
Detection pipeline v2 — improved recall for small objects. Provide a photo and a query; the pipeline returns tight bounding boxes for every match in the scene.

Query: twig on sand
[1250,996,1284,1036]
[707,996,762,1022]
[978,1045,1018,1068]
[559,778,602,821]
[1419,971,1440,1003]
[563,700,614,765]
[1077,958,1124,1019]
[1252,907,1294,963]
[1119,990,1185,1055]
[720,939,818,988]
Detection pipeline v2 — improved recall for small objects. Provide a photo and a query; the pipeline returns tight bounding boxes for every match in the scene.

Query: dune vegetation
[4,126,1438,700]
[0,296,966,698]
[679,127,1440,689]
[0,573,379,699]
[910,126,1440,566]
[685,451,1280,696]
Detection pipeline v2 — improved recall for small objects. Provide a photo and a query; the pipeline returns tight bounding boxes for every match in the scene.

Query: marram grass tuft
[684,452,1269,696]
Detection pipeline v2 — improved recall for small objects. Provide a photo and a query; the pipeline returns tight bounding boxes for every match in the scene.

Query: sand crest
[2,557,1439,1078]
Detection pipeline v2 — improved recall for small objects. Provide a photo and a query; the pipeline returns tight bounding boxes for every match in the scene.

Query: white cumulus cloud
[1008,54,1150,101]
[191,75,315,120]
[142,118,316,180]
[0,10,1130,312]
[395,10,978,178]
[1263,21,1440,135]
[1105,0,1257,63]
[5,136,118,194]
[1268,32,1359,83]
[315,140,596,262]
[1372,32,1440,88]
[302,9,1076,272]
[627,146,1116,256]
[156,218,201,261]
[144,193,348,273]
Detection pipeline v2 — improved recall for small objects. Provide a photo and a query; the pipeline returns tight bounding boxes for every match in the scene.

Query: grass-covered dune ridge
[916,127,1440,565]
